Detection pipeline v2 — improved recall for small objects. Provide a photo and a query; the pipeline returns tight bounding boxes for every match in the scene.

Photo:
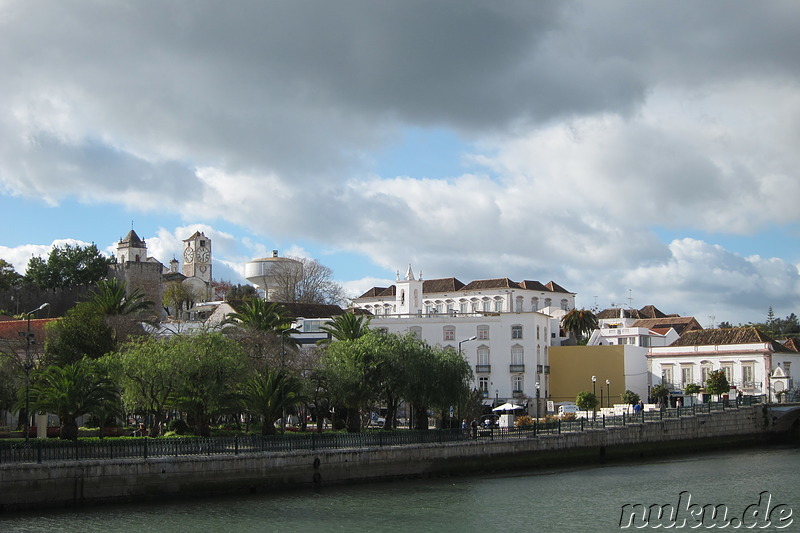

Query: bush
[167,419,190,435]
[515,415,534,427]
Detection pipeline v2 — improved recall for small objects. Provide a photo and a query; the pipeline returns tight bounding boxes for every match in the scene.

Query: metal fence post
[234,435,239,456]
[143,438,148,460]
[37,439,42,464]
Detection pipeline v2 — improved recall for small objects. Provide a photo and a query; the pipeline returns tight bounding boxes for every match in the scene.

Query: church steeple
[396,262,423,315]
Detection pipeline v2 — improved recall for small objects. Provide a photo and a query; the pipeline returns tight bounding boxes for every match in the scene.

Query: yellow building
[548,345,648,408]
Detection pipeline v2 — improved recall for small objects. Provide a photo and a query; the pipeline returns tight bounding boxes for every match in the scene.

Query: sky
[1,1,800,326]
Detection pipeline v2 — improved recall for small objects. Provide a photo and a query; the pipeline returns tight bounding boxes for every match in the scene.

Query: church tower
[182,231,212,283]
[116,230,148,263]
[395,264,423,315]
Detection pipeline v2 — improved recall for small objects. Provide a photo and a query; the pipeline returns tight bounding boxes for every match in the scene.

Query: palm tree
[87,278,153,316]
[319,313,372,343]
[27,358,119,440]
[241,368,306,435]
[560,308,598,344]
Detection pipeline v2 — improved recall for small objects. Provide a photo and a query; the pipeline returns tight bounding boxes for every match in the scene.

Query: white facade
[352,266,565,406]
[649,337,799,402]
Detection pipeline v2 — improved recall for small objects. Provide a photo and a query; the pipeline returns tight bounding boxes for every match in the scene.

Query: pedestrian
[470,418,478,439]
[676,397,682,409]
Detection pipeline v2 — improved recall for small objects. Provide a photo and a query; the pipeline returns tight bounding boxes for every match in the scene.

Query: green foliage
[0,259,22,290]
[620,389,640,405]
[24,243,114,289]
[168,332,249,437]
[241,368,306,435]
[705,369,730,397]
[319,313,372,343]
[27,358,119,440]
[650,384,670,402]
[43,302,116,366]
[88,278,153,316]
[684,383,701,396]
[575,390,598,411]
[167,418,190,435]
[162,282,198,319]
[561,309,599,343]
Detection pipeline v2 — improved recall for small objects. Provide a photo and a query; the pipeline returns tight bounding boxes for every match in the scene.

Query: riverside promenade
[0,403,786,511]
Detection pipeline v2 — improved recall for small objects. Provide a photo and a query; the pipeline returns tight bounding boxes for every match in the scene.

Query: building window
[494,299,503,312]
[477,325,490,340]
[544,298,552,308]
[561,299,568,311]
[536,325,540,340]
[742,364,754,388]
[511,325,523,339]
[477,347,490,366]
[479,377,489,396]
[701,364,713,385]
[446,302,454,315]
[482,299,491,312]
[409,326,422,338]
[681,366,693,387]
[515,296,523,313]
[661,366,673,389]
[531,297,539,311]
[512,375,523,394]
[425,304,434,315]
[785,362,792,377]
[721,363,733,383]
[511,346,524,365]
[443,326,455,342]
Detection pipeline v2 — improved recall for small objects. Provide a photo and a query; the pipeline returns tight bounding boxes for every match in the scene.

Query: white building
[588,305,703,348]
[352,266,575,407]
[648,327,799,403]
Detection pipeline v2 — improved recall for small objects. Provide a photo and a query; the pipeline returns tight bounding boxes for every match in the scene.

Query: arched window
[531,297,539,311]
[511,345,524,365]
[515,296,523,313]
[561,299,568,311]
[494,297,503,312]
[477,346,490,366]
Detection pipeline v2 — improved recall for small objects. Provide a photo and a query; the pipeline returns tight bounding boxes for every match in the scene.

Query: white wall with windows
[648,343,800,401]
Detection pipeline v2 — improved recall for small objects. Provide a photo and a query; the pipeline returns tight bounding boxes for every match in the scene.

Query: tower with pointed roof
[116,230,148,263]
[395,264,423,316]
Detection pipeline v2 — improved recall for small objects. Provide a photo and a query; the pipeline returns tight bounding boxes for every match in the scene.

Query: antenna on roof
[708,315,716,329]
[627,289,633,308]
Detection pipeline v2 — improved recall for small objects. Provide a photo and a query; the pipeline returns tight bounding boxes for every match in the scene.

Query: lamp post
[458,336,477,357]
[606,379,611,408]
[495,389,499,407]
[22,303,49,443]
[535,382,541,420]
[592,375,597,420]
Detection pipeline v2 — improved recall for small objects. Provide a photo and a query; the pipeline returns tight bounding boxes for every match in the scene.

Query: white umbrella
[492,402,524,412]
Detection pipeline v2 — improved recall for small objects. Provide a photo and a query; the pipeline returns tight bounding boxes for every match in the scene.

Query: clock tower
[182,231,212,283]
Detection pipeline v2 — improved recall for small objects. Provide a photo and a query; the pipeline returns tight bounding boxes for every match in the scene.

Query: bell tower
[182,231,212,283]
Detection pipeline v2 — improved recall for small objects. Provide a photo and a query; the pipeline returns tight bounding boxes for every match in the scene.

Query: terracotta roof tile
[422,277,465,293]
[671,327,791,352]
[461,278,520,290]
[632,317,703,335]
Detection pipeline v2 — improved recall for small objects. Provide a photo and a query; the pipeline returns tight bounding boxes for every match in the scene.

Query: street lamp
[535,382,541,420]
[22,303,49,443]
[606,379,611,408]
[458,336,477,356]
[495,389,499,407]
[591,375,597,419]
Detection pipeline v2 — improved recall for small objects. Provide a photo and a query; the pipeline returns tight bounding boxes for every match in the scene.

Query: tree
[43,302,116,367]
[684,383,701,406]
[705,370,730,399]
[650,383,670,406]
[224,299,298,369]
[88,278,153,317]
[104,336,186,437]
[169,332,248,436]
[0,259,22,291]
[163,282,200,320]
[561,308,599,344]
[576,390,598,413]
[268,257,348,305]
[24,244,114,289]
[241,368,306,435]
[27,358,119,440]
[319,313,371,343]
[620,389,640,411]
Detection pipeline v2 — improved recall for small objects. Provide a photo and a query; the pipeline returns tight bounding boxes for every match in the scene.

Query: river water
[2,445,798,532]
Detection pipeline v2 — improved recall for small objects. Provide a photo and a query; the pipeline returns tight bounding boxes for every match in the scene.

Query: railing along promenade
[0,396,762,465]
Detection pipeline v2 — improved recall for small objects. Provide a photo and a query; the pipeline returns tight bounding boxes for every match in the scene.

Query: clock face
[197,246,210,263]
[183,247,194,263]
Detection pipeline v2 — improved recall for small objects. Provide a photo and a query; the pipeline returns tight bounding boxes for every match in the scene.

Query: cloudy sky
[1,1,799,326]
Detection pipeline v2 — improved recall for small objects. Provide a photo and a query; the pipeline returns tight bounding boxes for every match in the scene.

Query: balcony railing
[509,364,525,373]
[475,365,491,374]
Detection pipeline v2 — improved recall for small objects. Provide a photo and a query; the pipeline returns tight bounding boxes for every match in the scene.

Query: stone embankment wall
[0,407,771,511]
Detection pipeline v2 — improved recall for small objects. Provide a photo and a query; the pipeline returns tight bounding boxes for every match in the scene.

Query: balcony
[475,365,491,374]
[509,364,525,373]
[512,390,524,398]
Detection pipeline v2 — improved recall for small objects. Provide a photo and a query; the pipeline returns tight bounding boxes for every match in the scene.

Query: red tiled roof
[0,318,57,341]
[461,278,519,290]
[422,277,465,293]
[671,327,793,352]
[633,317,703,335]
